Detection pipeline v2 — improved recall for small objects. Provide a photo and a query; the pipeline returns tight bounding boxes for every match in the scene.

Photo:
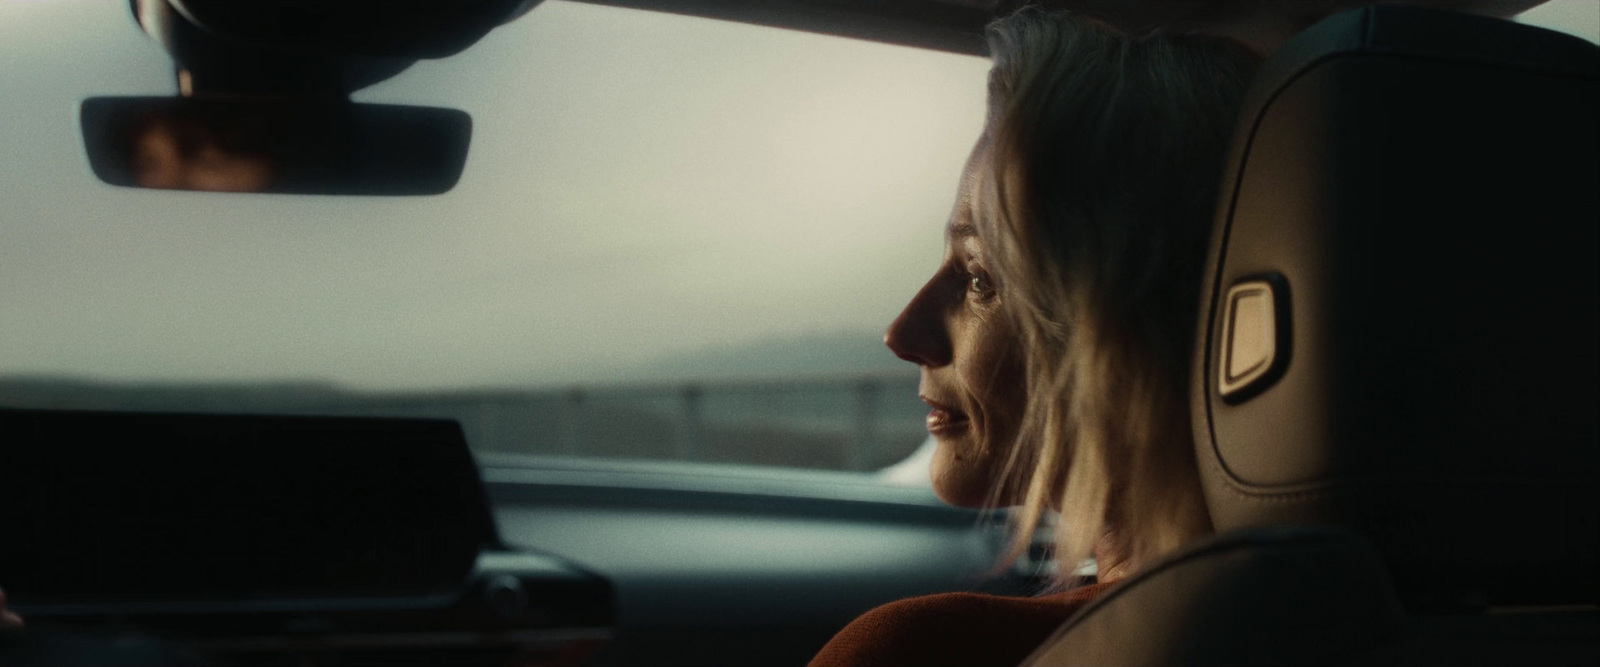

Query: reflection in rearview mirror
[80,97,471,196]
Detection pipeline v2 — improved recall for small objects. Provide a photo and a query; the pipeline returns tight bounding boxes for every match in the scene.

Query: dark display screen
[0,408,497,604]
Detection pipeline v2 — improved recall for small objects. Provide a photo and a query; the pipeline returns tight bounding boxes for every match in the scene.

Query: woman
[809,9,1259,667]
[0,7,1264,657]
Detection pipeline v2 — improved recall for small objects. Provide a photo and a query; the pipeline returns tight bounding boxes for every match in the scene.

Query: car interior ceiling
[1,1,1595,666]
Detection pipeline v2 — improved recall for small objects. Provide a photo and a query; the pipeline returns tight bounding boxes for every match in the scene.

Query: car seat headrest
[1192,5,1598,610]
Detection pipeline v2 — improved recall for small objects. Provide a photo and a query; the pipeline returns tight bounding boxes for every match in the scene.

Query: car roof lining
[564,0,1548,56]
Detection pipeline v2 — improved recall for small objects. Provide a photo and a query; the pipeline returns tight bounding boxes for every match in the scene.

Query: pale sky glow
[1515,0,1600,44]
[4,0,1591,393]
[0,1,991,390]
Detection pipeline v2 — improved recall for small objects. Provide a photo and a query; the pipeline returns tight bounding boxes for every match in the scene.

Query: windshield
[0,0,991,472]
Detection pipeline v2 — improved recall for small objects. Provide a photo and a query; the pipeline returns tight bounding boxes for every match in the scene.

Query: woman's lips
[921,396,970,435]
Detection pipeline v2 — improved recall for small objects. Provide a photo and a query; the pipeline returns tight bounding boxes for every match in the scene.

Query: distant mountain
[0,331,917,398]
[623,329,915,384]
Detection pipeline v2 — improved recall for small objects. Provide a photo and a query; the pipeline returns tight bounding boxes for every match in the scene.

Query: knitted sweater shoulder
[808,581,1114,667]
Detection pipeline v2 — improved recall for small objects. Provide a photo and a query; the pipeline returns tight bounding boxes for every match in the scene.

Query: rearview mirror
[80,97,471,195]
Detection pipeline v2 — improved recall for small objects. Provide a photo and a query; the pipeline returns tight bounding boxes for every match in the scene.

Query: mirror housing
[76,1,538,195]
[81,97,471,196]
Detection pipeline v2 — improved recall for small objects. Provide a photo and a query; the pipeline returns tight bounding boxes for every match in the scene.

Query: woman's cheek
[968,321,1029,500]
[931,300,1026,508]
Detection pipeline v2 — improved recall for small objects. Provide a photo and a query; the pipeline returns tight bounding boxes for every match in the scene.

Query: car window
[1514,0,1600,45]
[0,1,990,473]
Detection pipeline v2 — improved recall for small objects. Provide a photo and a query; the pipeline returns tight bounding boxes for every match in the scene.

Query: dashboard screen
[0,409,496,605]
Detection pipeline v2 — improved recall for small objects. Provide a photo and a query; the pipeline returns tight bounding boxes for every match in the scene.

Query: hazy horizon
[0,0,987,392]
[0,327,917,392]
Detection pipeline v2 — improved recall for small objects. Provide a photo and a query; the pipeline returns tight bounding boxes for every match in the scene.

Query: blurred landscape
[0,332,929,471]
[0,374,925,471]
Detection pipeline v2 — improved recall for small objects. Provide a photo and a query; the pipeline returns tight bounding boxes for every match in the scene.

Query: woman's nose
[885,275,953,367]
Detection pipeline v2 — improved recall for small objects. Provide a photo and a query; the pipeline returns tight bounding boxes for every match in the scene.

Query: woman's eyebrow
[946,221,978,241]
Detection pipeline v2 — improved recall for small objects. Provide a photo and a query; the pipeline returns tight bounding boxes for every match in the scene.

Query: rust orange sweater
[808,581,1114,667]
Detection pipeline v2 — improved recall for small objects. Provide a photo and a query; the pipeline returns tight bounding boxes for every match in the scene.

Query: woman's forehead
[947,140,996,247]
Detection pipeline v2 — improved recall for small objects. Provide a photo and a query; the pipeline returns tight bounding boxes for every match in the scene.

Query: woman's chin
[928,439,992,508]
[932,483,987,508]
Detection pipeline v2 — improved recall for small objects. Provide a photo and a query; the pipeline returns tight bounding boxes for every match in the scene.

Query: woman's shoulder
[808,583,1112,667]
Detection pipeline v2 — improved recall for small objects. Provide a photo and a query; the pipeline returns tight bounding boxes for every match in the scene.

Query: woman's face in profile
[886,149,1026,507]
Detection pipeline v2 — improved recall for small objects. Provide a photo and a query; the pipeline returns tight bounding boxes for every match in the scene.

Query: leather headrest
[1192,5,1598,609]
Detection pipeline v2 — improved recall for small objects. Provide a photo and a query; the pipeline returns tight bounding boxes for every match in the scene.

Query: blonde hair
[972,9,1260,588]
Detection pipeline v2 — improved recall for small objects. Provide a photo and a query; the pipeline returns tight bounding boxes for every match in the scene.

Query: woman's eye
[967,271,995,298]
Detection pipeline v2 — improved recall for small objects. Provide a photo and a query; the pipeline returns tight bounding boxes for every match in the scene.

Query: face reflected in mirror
[885,147,1027,508]
[81,97,472,196]
[131,114,276,192]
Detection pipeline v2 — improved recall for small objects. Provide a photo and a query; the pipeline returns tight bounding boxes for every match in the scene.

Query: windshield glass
[0,0,990,472]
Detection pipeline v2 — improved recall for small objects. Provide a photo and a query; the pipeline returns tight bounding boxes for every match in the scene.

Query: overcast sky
[0,0,991,390]
[0,1,1592,392]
